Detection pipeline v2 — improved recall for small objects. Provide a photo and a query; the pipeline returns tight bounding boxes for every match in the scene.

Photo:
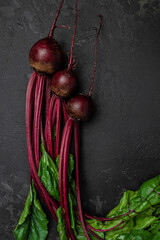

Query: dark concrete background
[1,0,160,239]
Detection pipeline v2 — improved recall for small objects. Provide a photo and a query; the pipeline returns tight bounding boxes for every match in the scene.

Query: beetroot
[51,69,77,97]
[29,0,64,74]
[67,94,93,121]
[29,37,63,74]
[51,0,78,97]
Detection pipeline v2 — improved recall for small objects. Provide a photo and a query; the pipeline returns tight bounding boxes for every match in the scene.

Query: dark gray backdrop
[1,0,160,239]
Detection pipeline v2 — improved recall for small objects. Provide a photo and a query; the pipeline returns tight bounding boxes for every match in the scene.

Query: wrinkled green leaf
[68,192,77,236]
[107,175,160,220]
[68,154,74,181]
[38,141,60,201]
[70,179,76,195]
[86,218,105,239]
[105,220,134,240]
[75,221,87,240]
[150,219,160,234]
[115,229,153,240]
[14,183,48,240]
[56,154,60,169]
[57,207,67,240]
[135,214,157,230]
[75,219,104,240]
[104,175,160,239]
[56,153,74,182]
[153,232,160,240]
[107,175,160,221]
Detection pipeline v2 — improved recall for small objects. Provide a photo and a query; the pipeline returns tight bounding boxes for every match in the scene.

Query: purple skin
[29,37,63,74]
[51,69,78,98]
[66,94,93,121]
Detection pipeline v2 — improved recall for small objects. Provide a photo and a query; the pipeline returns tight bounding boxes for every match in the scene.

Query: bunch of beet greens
[14,0,160,240]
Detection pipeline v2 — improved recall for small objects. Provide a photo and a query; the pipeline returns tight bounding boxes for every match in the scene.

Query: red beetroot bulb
[51,69,77,97]
[51,0,78,97]
[66,94,93,121]
[29,37,63,74]
[29,0,65,74]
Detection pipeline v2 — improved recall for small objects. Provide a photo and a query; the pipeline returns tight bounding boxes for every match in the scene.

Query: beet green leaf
[14,183,48,240]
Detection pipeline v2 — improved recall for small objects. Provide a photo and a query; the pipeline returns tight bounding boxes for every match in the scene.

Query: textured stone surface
[1,0,160,239]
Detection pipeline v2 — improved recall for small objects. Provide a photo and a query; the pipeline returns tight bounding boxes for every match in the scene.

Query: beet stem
[45,77,51,122]
[59,118,72,239]
[88,15,102,96]
[74,121,90,240]
[45,94,56,141]
[33,75,44,170]
[63,119,75,240]
[48,0,64,37]
[55,98,61,159]
[48,98,58,159]
[45,95,56,156]
[68,0,78,70]
[62,99,69,123]
[86,220,124,233]
[84,212,123,221]
[59,118,71,210]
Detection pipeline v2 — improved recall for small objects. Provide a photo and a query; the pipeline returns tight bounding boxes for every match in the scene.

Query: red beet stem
[68,0,78,70]
[84,213,118,221]
[33,75,45,170]
[48,98,58,159]
[33,76,40,160]
[74,121,90,240]
[33,79,59,220]
[55,98,61,159]
[51,98,58,128]
[26,72,58,220]
[59,118,71,209]
[59,118,72,240]
[30,169,56,220]
[63,119,75,240]
[76,209,123,237]
[45,94,56,141]
[45,95,56,157]
[85,209,136,221]
[48,0,64,37]
[62,99,69,123]
[86,220,124,233]
[88,15,102,96]
[45,77,51,122]
[31,80,36,147]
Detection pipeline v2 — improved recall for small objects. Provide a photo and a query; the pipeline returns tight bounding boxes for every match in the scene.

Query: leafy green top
[14,183,48,240]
